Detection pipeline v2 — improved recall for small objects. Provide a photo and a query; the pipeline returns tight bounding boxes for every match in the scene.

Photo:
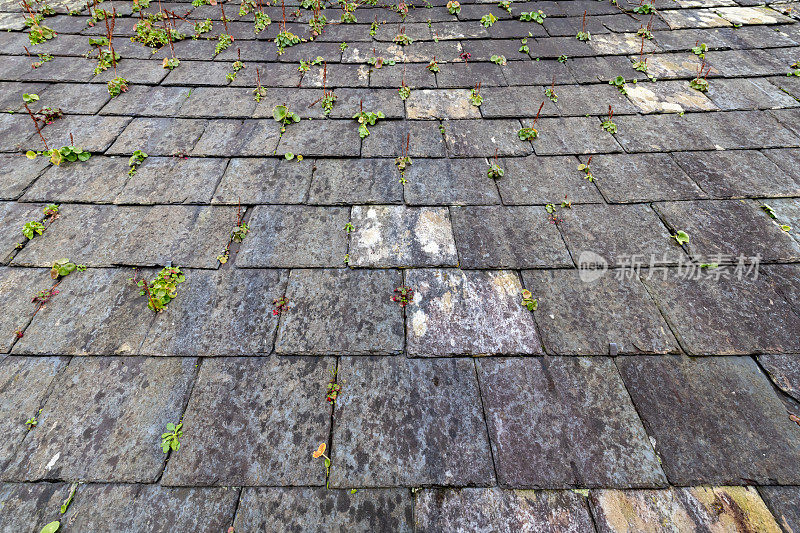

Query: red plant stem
[532,101,544,126]
[24,103,48,150]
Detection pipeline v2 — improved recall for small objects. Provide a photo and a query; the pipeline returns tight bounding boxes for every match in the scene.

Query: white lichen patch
[660,9,732,29]
[406,89,481,119]
[626,82,717,114]
[590,34,660,56]
[714,6,791,25]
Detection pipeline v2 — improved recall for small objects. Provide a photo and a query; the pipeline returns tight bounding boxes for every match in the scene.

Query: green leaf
[284,152,295,160]
[77,151,91,161]
[272,105,288,122]
[166,423,176,431]
[324,457,331,468]
[40,521,60,533]
[26,150,38,159]
[672,230,689,245]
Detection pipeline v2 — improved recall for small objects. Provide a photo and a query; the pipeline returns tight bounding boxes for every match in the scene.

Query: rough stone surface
[140,269,288,356]
[349,205,457,267]
[162,357,332,486]
[641,268,800,355]
[405,269,542,356]
[4,357,196,482]
[758,354,800,403]
[330,356,494,487]
[590,153,707,203]
[758,485,800,533]
[617,355,800,485]
[234,488,413,533]
[479,357,666,488]
[522,269,678,355]
[237,206,349,267]
[275,269,404,355]
[415,488,595,533]
[450,206,573,268]
[497,155,604,205]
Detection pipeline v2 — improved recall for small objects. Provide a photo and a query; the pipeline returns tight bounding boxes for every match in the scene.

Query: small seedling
[521,289,538,311]
[398,80,411,100]
[518,101,544,140]
[609,75,627,94]
[353,101,384,138]
[490,54,507,66]
[273,295,289,316]
[446,0,460,14]
[273,104,300,132]
[637,17,654,40]
[487,150,504,179]
[162,57,180,70]
[107,76,128,97]
[161,422,182,453]
[671,230,689,245]
[557,54,568,64]
[131,266,186,312]
[468,82,483,106]
[391,285,414,307]
[576,11,590,41]
[23,220,45,240]
[520,10,544,23]
[32,287,59,306]
[498,0,511,13]
[577,156,594,182]
[395,133,412,184]
[545,76,557,102]
[632,0,653,15]
[193,18,212,39]
[762,204,777,219]
[312,442,332,486]
[689,60,711,92]
[128,150,148,176]
[788,61,799,77]
[254,11,271,33]
[326,368,341,403]
[427,57,440,73]
[253,68,267,102]
[480,13,498,27]
[340,42,348,52]
[691,41,708,59]
[27,145,91,166]
[50,258,86,279]
[25,411,40,429]
[601,106,617,134]
[60,483,78,515]
[393,26,413,45]
[519,33,531,53]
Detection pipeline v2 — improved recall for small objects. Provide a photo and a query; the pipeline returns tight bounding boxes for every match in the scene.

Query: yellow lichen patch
[489,271,520,298]
[625,83,717,114]
[684,486,782,533]
[592,489,695,533]
[714,6,789,25]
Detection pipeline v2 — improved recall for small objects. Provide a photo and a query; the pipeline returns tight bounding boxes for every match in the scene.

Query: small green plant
[40,521,60,533]
[480,13,498,27]
[128,150,148,176]
[353,102,384,138]
[632,58,648,72]
[395,133,412,184]
[275,29,301,54]
[520,10,545,23]
[28,20,56,45]
[671,230,689,245]
[50,258,86,279]
[487,150,504,179]
[498,0,511,13]
[320,89,337,116]
[545,78,557,102]
[518,101,544,140]
[298,56,323,72]
[689,60,711,92]
[637,22,653,40]
[576,11,590,41]
[519,34,531,53]
[468,83,483,106]
[192,18,212,40]
[215,33,234,55]
[340,42,348,52]
[391,285,414,307]
[521,289,538,311]
[31,53,54,68]
[326,368,341,403]
[427,57,440,73]
[27,145,91,166]
[490,54,507,66]
[132,266,186,312]
[633,1,653,14]
[788,61,799,77]
[254,68,267,102]
[601,106,617,134]
[161,422,182,453]
[93,48,121,75]
[273,295,290,316]
[132,12,186,48]
[25,410,41,429]
[609,75,627,94]
[162,57,180,70]
[341,2,357,23]
[691,41,708,59]
[446,0,460,14]
[273,104,300,132]
[398,81,411,100]
[107,76,128,97]
[254,11,271,33]
[393,27,413,45]
[578,156,594,182]
[557,54,568,63]
[762,204,777,219]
